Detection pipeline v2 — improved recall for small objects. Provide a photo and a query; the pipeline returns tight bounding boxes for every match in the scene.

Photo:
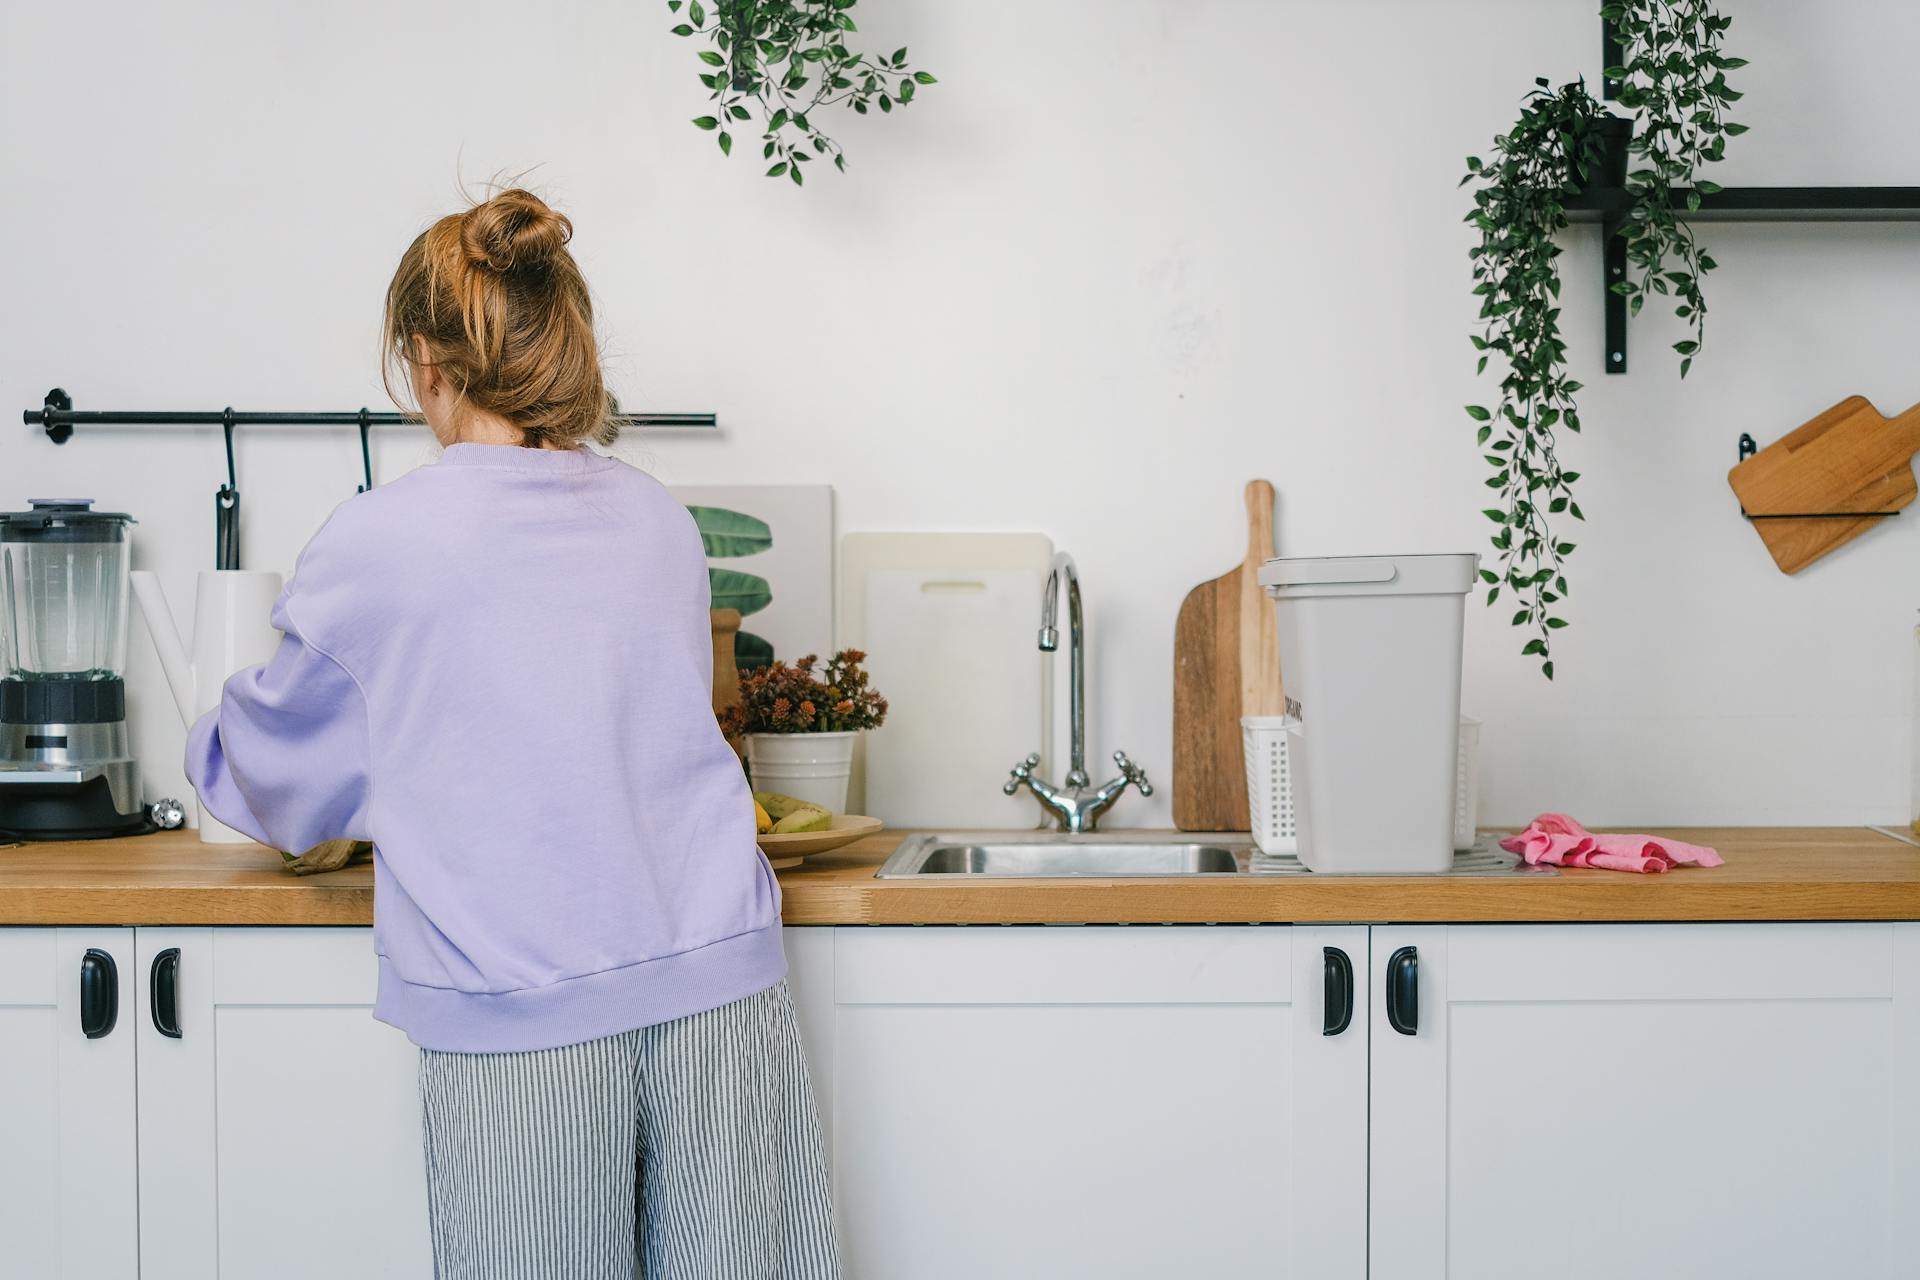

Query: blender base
[0,772,156,842]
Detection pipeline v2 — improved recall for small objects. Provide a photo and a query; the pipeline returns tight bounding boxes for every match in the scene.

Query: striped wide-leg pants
[417,980,840,1280]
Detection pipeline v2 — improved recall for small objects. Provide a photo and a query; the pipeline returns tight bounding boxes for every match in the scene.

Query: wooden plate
[759,815,884,869]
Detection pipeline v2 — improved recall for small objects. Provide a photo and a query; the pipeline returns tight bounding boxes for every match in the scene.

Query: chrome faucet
[1003,552,1152,833]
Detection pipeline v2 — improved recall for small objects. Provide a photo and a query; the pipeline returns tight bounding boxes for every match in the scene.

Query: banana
[754,791,825,821]
[770,805,832,834]
[753,799,773,835]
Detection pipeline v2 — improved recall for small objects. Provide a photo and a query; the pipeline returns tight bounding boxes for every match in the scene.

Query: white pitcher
[130,570,284,843]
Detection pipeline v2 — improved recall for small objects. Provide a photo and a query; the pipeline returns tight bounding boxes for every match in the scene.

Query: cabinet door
[1370,923,1920,1280]
[827,925,1366,1280]
[0,927,139,1279]
[135,927,432,1279]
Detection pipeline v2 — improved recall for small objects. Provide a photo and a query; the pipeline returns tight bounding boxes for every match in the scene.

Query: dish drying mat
[1249,835,1556,877]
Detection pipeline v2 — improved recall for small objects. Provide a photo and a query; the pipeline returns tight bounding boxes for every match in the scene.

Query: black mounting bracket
[1601,18,1623,101]
[1602,215,1628,372]
[40,388,72,444]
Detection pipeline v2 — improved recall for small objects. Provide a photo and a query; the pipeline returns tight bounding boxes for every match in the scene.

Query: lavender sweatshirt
[185,443,783,1052]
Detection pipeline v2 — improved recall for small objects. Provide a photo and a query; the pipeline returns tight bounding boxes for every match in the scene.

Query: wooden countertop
[3,827,1919,926]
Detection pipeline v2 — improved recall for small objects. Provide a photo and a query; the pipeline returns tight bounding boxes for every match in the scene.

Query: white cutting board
[839,533,1053,828]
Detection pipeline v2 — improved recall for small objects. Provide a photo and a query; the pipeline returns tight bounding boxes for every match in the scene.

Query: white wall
[6,0,1916,829]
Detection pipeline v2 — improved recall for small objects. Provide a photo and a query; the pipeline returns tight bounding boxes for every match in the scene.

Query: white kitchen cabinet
[1369,923,1920,1280]
[818,924,1368,1280]
[134,927,431,1280]
[0,927,140,1280]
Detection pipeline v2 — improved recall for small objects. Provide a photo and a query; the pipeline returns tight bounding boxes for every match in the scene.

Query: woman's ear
[410,335,441,399]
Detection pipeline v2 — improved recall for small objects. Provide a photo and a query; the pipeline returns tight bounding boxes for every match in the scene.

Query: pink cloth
[1499,813,1724,874]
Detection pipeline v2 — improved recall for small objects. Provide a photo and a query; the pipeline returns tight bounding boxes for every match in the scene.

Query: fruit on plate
[754,791,823,820]
[770,805,832,835]
[753,799,773,835]
[752,790,833,835]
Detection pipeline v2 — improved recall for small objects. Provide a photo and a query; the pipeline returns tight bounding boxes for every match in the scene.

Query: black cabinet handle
[150,948,182,1039]
[1386,945,1419,1036]
[1322,946,1353,1036]
[79,948,118,1039]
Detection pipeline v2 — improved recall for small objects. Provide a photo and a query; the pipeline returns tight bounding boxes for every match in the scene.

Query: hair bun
[460,189,571,274]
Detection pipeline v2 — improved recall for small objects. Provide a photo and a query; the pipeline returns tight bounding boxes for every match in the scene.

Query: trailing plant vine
[1462,79,1609,679]
[1603,0,1746,377]
[1463,2,1746,679]
[668,0,937,185]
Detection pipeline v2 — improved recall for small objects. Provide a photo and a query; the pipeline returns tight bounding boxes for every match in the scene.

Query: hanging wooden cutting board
[1727,395,1920,574]
[1172,480,1285,831]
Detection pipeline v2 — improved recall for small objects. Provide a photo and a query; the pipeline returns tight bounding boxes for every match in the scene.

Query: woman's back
[184,187,834,1277]
[185,189,783,1053]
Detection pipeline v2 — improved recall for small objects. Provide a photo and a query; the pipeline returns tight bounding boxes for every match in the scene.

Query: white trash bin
[1257,554,1477,873]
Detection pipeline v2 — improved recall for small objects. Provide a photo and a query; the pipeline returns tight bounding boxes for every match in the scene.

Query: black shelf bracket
[1601,18,1623,101]
[1602,214,1628,372]
[1565,188,1920,374]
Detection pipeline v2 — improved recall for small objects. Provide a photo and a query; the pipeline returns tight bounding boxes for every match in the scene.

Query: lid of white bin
[1258,553,1479,596]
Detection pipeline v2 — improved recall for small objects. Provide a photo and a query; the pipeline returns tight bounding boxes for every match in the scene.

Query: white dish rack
[1242,715,1480,856]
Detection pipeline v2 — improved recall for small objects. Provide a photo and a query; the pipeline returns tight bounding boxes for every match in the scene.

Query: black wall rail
[23,387,716,445]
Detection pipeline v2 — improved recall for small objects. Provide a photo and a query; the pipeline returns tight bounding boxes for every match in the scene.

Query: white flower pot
[745,731,858,814]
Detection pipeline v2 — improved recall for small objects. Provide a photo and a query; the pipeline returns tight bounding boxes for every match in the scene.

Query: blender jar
[1,500,136,686]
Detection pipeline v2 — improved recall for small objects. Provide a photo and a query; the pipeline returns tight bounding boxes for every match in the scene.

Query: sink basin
[872,832,1553,878]
[876,833,1248,878]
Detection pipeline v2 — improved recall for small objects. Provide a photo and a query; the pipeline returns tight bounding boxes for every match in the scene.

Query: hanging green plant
[1603,0,1746,377]
[668,0,937,185]
[1462,79,1612,680]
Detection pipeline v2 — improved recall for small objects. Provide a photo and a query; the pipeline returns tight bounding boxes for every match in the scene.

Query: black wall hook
[356,408,373,493]
[220,409,238,491]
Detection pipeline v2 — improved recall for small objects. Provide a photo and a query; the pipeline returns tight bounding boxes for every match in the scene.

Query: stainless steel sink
[876,832,1250,878]
[873,831,1553,878]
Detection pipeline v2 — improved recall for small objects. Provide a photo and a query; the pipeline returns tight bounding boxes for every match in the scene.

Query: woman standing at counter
[185,188,838,1279]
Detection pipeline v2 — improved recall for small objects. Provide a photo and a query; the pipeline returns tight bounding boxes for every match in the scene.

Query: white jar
[744,731,858,814]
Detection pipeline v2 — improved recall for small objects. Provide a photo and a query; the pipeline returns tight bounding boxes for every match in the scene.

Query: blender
[0,499,154,839]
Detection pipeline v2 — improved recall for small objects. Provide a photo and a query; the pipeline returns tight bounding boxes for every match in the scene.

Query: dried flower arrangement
[721,649,889,736]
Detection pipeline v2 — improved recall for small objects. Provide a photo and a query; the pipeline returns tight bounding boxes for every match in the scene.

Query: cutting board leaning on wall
[1173,480,1285,831]
[839,534,1054,829]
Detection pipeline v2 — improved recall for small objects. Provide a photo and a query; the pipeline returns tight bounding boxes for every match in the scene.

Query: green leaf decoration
[709,567,772,617]
[686,506,773,558]
[666,0,935,180]
[1461,0,1744,681]
[734,630,774,671]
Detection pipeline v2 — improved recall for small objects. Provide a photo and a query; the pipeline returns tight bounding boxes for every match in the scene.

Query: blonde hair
[383,188,614,448]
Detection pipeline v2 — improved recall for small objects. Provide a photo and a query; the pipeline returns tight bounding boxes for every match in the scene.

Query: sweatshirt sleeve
[184,590,373,853]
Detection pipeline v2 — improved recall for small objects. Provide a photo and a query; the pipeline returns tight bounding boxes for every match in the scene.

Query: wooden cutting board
[1728,396,1920,574]
[1172,480,1285,831]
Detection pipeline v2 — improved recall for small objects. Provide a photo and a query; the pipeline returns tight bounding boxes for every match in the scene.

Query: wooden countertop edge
[0,884,376,927]
[5,827,1919,926]
[774,878,1920,925]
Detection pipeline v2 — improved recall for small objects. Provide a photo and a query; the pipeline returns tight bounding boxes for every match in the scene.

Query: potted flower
[721,649,888,814]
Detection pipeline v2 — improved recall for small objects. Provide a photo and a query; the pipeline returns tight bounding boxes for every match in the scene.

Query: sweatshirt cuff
[184,708,276,846]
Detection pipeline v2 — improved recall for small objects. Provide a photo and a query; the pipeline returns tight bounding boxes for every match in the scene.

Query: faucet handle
[1112,751,1153,797]
[1003,752,1042,795]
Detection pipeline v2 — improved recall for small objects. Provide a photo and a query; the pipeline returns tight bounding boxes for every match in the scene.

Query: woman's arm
[184,590,373,852]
